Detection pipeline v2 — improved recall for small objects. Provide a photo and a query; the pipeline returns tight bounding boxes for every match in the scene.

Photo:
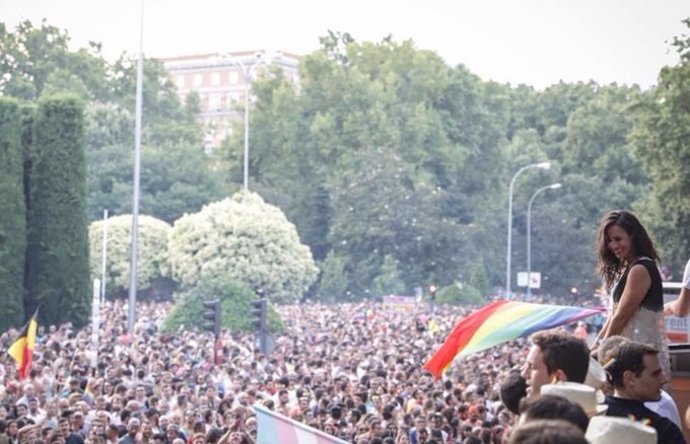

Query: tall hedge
[25,96,90,328]
[0,98,26,330]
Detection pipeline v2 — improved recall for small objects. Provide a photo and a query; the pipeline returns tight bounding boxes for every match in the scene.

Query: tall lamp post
[228,52,274,194]
[506,161,550,297]
[526,183,562,298]
[127,0,145,334]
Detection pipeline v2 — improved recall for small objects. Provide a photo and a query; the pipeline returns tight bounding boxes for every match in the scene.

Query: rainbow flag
[254,403,349,444]
[423,300,605,378]
[8,309,39,380]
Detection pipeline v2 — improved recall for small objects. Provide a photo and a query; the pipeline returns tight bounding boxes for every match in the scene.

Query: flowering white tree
[89,215,172,298]
[169,192,318,303]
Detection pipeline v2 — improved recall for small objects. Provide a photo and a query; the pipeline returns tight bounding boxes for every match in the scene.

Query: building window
[177,75,185,88]
[193,73,203,87]
[229,71,239,84]
[211,72,220,86]
[209,94,221,111]
[229,92,242,105]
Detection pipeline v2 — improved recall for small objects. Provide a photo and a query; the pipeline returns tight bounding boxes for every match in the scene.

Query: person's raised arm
[665,272,690,317]
[216,429,231,444]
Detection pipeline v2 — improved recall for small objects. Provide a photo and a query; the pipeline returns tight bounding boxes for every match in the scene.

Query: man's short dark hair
[518,394,589,433]
[499,373,527,415]
[599,340,659,388]
[596,335,628,364]
[508,419,587,444]
[530,331,589,383]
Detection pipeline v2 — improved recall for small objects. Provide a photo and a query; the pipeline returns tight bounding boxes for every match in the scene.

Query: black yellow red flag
[7,309,38,379]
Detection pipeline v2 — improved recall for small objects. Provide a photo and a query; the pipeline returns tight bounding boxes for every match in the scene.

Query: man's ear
[622,369,636,387]
[553,369,568,382]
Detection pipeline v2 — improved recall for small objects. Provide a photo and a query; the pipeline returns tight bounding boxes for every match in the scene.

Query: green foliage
[316,251,348,302]
[327,146,470,295]
[436,283,484,306]
[0,20,110,102]
[373,255,405,297]
[467,260,490,297]
[84,57,224,223]
[109,57,201,143]
[169,192,318,303]
[243,38,512,297]
[0,97,26,328]
[88,215,174,300]
[1,20,220,224]
[629,20,690,271]
[162,275,283,334]
[41,70,90,102]
[87,141,227,224]
[25,95,90,328]
[503,81,650,295]
[6,18,690,305]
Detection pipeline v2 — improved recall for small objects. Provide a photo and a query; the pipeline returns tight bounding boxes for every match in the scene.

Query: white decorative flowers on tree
[169,192,318,303]
[89,215,172,297]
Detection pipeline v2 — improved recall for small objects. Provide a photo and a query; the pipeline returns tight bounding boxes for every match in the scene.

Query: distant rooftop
[161,50,301,71]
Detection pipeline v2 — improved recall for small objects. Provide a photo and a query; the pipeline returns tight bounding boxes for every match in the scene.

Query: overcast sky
[2,0,689,89]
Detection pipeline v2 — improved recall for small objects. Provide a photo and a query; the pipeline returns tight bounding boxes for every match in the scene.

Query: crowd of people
[0,208,687,444]
[0,295,604,444]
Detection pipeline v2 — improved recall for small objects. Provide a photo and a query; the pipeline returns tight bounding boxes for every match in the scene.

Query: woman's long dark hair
[596,210,659,289]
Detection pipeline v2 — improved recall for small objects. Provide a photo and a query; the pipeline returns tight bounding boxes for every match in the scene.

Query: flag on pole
[423,300,605,378]
[8,309,39,379]
[254,403,349,444]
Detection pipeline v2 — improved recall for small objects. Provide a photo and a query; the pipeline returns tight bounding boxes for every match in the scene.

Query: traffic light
[202,299,221,337]
[250,298,267,332]
[251,295,268,354]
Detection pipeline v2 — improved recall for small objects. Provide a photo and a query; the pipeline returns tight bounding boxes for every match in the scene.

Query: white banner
[517,272,541,289]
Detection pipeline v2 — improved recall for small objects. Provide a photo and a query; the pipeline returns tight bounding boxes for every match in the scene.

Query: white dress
[610,257,670,382]
[612,301,671,382]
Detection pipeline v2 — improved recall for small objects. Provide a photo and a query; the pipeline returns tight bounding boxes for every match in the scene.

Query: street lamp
[227,52,275,194]
[506,161,550,297]
[526,182,562,298]
[127,0,145,334]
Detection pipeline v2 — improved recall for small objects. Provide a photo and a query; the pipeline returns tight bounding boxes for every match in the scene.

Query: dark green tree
[467,260,490,297]
[0,20,111,102]
[436,283,484,306]
[630,18,690,272]
[25,96,90,327]
[85,57,225,223]
[373,255,405,297]
[0,98,26,328]
[88,140,227,223]
[241,37,511,295]
[316,252,348,302]
[163,275,283,334]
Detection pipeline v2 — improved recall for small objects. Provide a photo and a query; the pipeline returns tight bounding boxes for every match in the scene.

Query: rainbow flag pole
[423,300,605,378]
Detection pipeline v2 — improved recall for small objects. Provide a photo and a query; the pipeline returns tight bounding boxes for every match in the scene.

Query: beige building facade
[163,51,300,151]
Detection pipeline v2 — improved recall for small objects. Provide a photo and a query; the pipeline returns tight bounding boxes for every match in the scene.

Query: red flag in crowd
[8,309,39,379]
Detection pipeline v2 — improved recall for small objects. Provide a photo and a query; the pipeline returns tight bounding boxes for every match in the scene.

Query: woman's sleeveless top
[611,257,670,383]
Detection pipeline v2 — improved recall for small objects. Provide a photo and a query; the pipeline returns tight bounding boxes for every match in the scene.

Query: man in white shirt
[26,397,46,424]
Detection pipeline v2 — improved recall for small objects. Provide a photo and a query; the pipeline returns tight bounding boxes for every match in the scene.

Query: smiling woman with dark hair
[592,210,669,382]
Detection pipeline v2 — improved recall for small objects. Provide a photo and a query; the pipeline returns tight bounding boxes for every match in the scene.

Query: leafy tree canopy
[169,192,318,303]
[630,18,690,270]
[89,215,174,300]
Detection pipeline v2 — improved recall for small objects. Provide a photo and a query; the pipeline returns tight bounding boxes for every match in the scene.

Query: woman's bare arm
[603,264,650,337]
